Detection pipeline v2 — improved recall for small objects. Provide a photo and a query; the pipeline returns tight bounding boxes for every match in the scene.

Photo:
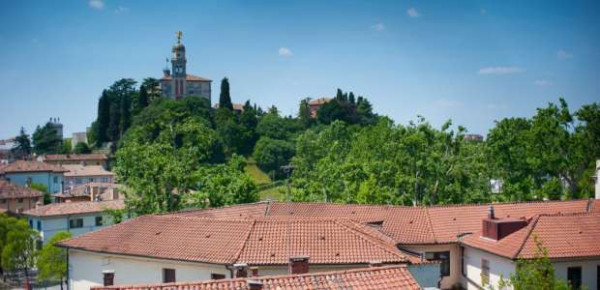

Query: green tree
[11,127,32,159]
[60,139,72,154]
[253,137,295,178]
[30,183,51,205]
[36,232,72,290]
[219,77,233,110]
[1,219,38,288]
[92,90,111,147]
[73,142,92,154]
[32,122,61,155]
[297,98,314,128]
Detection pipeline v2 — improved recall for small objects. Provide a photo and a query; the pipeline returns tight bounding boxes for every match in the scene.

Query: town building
[38,153,109,169]
[308,97,331,119]
[461,208,600,290]
[23,199,124,244]
[60,197,600,290]
[0,180,43,213]
[91,264,421,290]
[62,164,114,188]
[159,31,212,101]
[56,182,122,203]
[213,103,245,113]
[72,132,88,147]
[0,138,16,164]
[48,117,64,140]
[0,160,67,194]
[59,215,440,289]
[464,134,484,142]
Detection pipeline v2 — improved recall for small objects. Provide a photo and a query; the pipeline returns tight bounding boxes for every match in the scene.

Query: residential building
[59,215,440,289]
[91,264,421,290]
[308,97,331,118]
[464,134,484,141]
[62,164,114,188]
[461,209,600,290]
[0,160,67,194]
[38,153,109,169]
[159,31,212,101]
[72,132,88,146]
[0,138,16,164]
[213,103,245,113]
[23,199,124,244]
[0,180,43,213]
[56,182,122,203]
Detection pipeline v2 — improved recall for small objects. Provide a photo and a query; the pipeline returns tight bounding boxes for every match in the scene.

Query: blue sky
[0,0,598,138]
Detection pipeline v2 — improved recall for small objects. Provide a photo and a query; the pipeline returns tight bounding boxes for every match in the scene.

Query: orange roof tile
[0,160,68,174]
[62,165,114,177]
[91,265,420,290]
[0,180,43,199]
[23,200,124,217]
[462,212,600,260]
[59,215,411,266]
[43,154,108,161]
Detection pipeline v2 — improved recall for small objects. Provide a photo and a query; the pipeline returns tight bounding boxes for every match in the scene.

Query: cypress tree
[95,90,111,144]
[219,78,233,110]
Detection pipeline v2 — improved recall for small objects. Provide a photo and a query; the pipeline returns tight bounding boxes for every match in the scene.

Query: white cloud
[114,6,129,14]
[407,7,420,18]
[371,22,385,31]
[477,66,524,75]
[88,0,104,10]
[534,79,553,87]
[278,47,293,57]
[556,49,573,59]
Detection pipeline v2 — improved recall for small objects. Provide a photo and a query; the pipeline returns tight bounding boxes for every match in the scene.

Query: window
[426,251,451,277]
[0,199,6,204]
[162,268,176,283]
[95,216,103,226]
[481,258,490,285]
[37,220,41,231]
[53,176,58,183]
[567,266,582,290]
[17,198,24,203]
[69,218,83,229]
[103,271,114,286]
[211,273,226,280]
[29,219,33,228]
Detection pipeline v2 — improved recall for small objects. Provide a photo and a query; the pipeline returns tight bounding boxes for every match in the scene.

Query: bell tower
[171,31,187,100]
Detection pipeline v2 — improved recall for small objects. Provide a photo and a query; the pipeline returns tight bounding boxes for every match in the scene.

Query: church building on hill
[159,31,212,101]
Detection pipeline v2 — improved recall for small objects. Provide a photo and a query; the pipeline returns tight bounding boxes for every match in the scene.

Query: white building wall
[553,259,600,290]
[27,213,117,244]
[462,247,515,290]
[400,243,459,289]
[68,250,230,290]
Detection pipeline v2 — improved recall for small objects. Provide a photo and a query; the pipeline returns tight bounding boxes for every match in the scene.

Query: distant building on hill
[38,154,109,169]
[48,117,63,140]
[308,97,331,119]
[213,103,245,113]
[159,31,212,101]
[464,134,484,141]
[72,132,88,146]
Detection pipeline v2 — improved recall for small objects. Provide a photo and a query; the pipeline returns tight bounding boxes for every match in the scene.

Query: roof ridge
[234,220,257,264]
[423,199,589,209]
[334,219,407,262]
[512,215,541,259]
[424,207,438,243]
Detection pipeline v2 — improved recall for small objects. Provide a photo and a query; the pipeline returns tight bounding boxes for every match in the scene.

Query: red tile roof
[91,265,420,290]
[0,160,69,174]
[23,200,124,217]
[0,180,43,200]
[43,154,108,161]
[462,212,600,260]
[308,97,331,105]
[62,165,114,177]
[59,215,412,266]
[160,74,212,82]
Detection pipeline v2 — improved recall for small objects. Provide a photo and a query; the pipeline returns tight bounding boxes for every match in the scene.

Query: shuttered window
[163,268,176,283]
[103,272,114,286]
[211,273,226,280]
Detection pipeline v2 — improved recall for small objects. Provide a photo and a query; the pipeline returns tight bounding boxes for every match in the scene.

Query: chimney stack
[289,256,310,274]
[487,205,495,220]
[233,263,248,278]
[247,280,263,290]
[595,160,600,200]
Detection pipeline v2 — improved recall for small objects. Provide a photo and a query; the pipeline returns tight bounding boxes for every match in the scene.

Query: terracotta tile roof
[176,202,269,219]
[62,165,114,177]
[91,265,420,290]
[181,199,593,245]
[462,212,600,260]
[59,215,411,266]
[0,160,68,174]
[0,180,43,200]
[43,154,108,161]
[308,97,331,105]
[160,74,212,82]
[23,200,124,217]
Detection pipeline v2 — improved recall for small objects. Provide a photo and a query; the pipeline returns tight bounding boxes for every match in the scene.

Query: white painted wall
[462,246,516,290]
[27,213,117,244]
[68,250,231,290]
[554,259,600,290]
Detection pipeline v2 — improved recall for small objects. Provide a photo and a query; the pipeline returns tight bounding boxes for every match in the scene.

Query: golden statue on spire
[176,31,183,44]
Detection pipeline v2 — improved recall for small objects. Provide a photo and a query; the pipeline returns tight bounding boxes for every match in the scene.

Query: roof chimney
[247,280,263,290]
[289,255,309,274]
[487,205,495,219]
[233,263,248,278]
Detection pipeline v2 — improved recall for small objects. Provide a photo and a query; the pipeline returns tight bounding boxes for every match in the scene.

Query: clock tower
[171,31,187,100]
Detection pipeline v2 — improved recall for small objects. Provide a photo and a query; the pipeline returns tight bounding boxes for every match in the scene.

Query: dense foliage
[0,215,39,285]
[37,232,72,289]
[32,122,62,154]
